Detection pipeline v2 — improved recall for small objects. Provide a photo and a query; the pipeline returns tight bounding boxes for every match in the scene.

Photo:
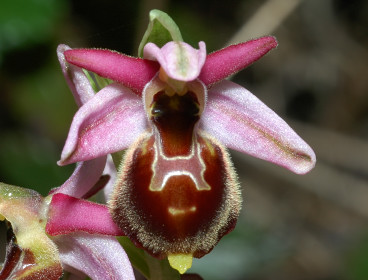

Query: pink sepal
[199,36,278,86]
[102,155,118,201]
[50,157,107,198]
[201,80,316,174]
[54,233,135,280]
[58,83,146,165]
[64,48,159,95]
[46,193,124,236]
[57,44,96,106]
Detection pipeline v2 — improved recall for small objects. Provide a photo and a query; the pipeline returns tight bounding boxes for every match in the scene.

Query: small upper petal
[64,48,159,95]
[201,80,316,174]
[199,36,278,86]
[144,41,206,81]
[58,83,147,165]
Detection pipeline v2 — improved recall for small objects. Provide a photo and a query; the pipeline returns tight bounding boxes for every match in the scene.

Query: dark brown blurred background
[1,0,368,279]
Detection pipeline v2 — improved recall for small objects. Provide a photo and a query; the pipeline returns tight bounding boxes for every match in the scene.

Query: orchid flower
[0,175,134,280]
[0,44,135,280]
[56,10,316,274]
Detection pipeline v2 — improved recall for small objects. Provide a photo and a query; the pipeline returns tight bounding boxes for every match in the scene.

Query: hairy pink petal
[199,36,278,86]
[144,41,206,81]
[64,48,159,95]
[58,83,146,165]
[57,44,95,106]
[46,193,123,236]
[200,80,316,174]
[54,233,134,280]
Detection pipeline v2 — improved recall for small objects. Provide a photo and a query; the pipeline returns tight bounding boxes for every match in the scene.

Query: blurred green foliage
[344,234,368,280]
[0,0,74,195]
[0,0,67,64]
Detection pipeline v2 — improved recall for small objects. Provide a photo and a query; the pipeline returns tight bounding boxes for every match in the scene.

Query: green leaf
[138,9,183,57]
[118,237,150,278]
[118,237,180,280]
[145,253,181,280]
[111,150,126,170]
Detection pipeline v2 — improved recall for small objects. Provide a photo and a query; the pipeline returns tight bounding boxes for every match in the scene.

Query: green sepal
[138,9,183,58]
[83,69,113,92]
[118,237,180,280]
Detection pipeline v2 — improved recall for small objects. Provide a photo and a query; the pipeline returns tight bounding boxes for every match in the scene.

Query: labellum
[109,72,242,261]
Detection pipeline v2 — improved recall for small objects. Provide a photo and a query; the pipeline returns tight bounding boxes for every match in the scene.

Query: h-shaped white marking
[149,132,211,191]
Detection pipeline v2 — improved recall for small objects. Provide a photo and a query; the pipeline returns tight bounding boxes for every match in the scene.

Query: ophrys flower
[57,36,316,271]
